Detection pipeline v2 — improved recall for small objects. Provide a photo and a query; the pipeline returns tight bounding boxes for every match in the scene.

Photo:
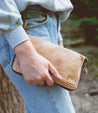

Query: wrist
[14,40,37,59]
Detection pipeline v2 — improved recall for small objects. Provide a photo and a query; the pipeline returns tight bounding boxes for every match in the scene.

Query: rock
[61,26,86,46]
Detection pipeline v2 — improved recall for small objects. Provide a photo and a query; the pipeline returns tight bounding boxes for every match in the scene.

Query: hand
[58,41,63,47]
[14,40,62,86]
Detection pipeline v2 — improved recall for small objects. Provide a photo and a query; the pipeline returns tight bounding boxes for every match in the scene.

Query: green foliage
[70,0,98,44]
[82,0,98,12]
[68,16,98,29]
[94,72,98,77]
[94,35,98,40]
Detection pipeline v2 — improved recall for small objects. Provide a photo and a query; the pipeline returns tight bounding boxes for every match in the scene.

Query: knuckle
[24,76,36,85]
[45,63,48,68]
[39,81,45,85]
[33,82,39,85]
[43,73,48,79]
[37,77,42,82]
[24,77,30,82]
[26,79,33,85]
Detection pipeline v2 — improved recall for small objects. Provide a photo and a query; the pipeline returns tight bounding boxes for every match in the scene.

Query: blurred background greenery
[62,0,98,45]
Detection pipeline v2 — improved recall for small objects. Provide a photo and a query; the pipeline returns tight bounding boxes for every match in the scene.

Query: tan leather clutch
[12,35,87,90]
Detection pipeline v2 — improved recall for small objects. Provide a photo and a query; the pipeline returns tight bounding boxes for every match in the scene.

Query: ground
[69,45,98,113]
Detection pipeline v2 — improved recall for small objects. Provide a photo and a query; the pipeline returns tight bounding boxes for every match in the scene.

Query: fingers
[23,58,61,86]
[25,79,39,85]
[24,76,45,86]
[43,72,54,86]
[34,72,54,86]
[48,62,62,79]
[24,73,53,86]
[38,78,46,85]
[58,41,63,47]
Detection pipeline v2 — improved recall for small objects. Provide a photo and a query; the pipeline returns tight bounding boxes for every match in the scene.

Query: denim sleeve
[0,0,29,49]
[58,20,63,42]
[58,32,63,42]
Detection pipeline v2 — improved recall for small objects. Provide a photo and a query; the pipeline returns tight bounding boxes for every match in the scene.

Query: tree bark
[0,65,25,113]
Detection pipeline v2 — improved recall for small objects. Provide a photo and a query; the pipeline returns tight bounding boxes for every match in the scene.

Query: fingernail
[57,74,62,79]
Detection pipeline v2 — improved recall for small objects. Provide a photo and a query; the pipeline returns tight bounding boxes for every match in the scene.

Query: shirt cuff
[5,26,30,49]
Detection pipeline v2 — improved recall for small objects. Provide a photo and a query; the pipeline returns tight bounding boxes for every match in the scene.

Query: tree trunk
[0,65,25,113]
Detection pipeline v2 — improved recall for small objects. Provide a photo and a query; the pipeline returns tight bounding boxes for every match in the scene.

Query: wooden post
[0,65,25,113]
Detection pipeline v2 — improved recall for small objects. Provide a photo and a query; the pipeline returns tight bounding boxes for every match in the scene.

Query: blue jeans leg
[25,104,31,113]
[0,13,75,113]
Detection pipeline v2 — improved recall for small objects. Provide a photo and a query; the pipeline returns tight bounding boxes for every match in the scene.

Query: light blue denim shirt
[0,0,73,49]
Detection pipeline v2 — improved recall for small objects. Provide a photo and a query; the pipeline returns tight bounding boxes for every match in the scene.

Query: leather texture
[12,35,87,90]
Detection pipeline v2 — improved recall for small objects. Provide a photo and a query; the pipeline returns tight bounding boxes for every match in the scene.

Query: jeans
[0,10,75,113]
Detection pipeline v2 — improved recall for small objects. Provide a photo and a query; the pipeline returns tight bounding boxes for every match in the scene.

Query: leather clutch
[12,35,87,90]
